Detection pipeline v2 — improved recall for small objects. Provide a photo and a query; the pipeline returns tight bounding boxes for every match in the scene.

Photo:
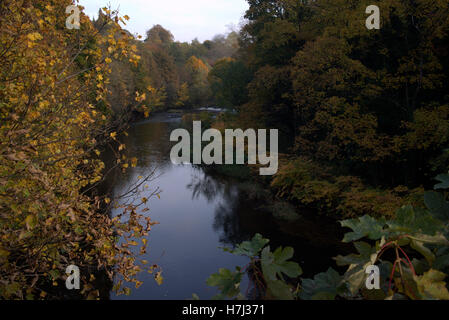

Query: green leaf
[434,174,449,190]
[407,233,449,246]
[261,246,302,281]
[266,279,294,300]
[424,191,449,221]
[335,241,377,267]
[334,242,379,296]
[340,215,386,242]
[222,233,269,258]
[414,269,449,300]
[387,205,444,236]
[410,239,435,265]
[206,268,243,299]
[300,268,344,300]
[344,263,372,295]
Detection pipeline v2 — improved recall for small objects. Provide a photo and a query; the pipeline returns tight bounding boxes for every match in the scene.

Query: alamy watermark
[66,5,80,30]
[65,264,80,290]
[170,121,279,176]
[365,265,380,290]
[366,5,380,30]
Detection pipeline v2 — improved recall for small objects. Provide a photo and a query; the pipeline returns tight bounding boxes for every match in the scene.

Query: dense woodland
[205,0,449,300]
[1,0,449,300]
[97,11,240,116]
[209,0,449,219]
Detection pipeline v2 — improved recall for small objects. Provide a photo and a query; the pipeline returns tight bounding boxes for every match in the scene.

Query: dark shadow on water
[100,112,348,300]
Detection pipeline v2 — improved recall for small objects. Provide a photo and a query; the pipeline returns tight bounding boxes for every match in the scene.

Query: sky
[78,0,249,43]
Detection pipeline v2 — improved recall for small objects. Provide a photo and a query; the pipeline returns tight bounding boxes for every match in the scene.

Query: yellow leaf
[155,272,163,286]
[27,32,43,41]
[25,215,36,230]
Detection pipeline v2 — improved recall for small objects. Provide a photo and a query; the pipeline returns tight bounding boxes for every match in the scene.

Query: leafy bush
[206,234,302,300]
[207,173,449,300]
[271,158,423,218]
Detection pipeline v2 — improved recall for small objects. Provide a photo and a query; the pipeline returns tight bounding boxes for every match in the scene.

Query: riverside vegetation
[1,0,449,300]
[200,0,449,300]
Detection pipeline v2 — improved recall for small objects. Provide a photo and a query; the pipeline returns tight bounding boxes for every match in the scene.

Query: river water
[106,112,347,300]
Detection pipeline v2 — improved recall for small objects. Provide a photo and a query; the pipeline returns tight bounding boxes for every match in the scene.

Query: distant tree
[208,58,251,108]
[145,24,174,45]
[176,82,190,108]
[185,56,211,107]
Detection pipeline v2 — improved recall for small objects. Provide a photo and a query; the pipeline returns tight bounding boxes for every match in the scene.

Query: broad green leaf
[434,174,449,190]
[300,268,344,300]
[261,246,302,281]
[410,239,435,265]
[266,279,294,300]
[407,233,449,246]
[340,215,386,242]
[335,242,377,269]
[424,191,449,221]
[207,268,243,299]
[343,263,371,295]
[222,233,269,258]
[387,205,444,236]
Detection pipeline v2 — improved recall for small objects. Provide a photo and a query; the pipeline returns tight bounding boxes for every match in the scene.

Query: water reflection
[109,114,253,300]
[106,112,347,300]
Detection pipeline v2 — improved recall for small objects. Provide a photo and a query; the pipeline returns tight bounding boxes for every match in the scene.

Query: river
[105,111,347,300]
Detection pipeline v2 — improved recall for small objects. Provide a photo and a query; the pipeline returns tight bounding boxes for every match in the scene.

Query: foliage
[271,158,423,218]
[175,82,190,108]
[208,58,251,108]
[328,173,449,300]
[225,0,449,189]
[208,173,449,300]
[106,23,241,114]
[208,233,302,300]
[0,0,158,299]
[206,267,244,300]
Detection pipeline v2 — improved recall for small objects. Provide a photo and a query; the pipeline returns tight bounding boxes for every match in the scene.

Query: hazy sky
[79,0,249,43]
